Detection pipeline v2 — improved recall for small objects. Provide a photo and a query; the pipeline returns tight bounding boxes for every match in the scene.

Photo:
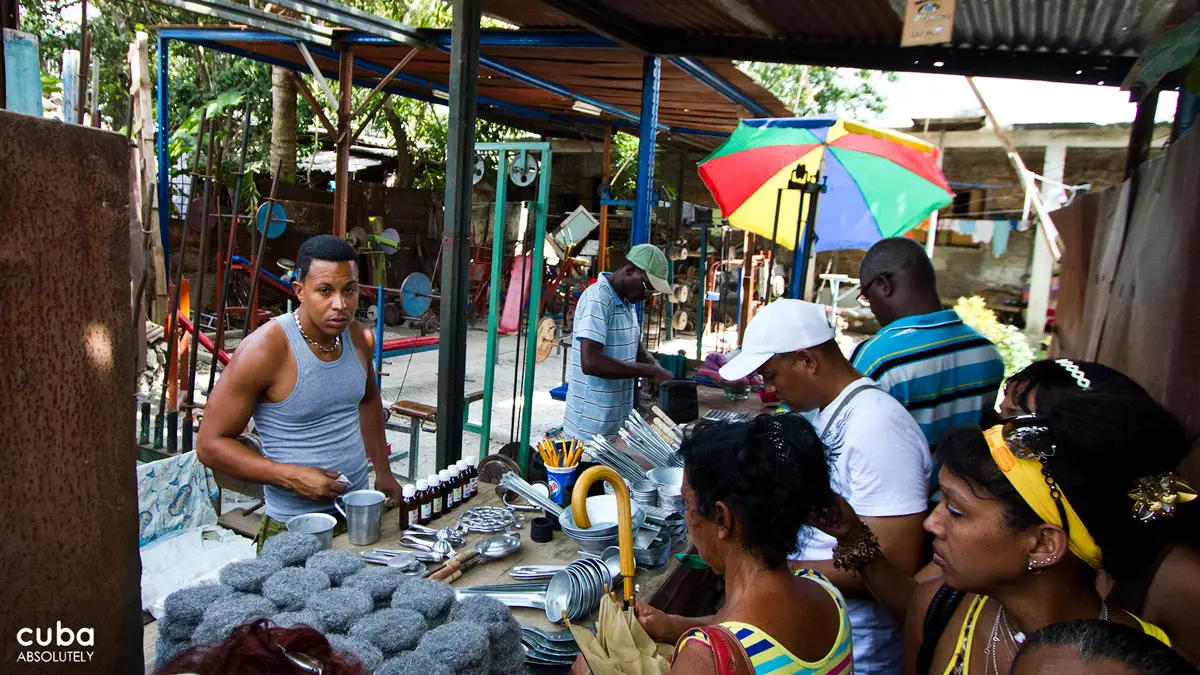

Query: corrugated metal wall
[0,111,143,672]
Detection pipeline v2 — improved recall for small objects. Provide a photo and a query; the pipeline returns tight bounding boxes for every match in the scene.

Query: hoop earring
[1027,561,1041,575]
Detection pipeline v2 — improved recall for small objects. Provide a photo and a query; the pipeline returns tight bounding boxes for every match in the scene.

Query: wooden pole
[333,45,354,239]
[966,77,1062,261]
[737,231,752,346]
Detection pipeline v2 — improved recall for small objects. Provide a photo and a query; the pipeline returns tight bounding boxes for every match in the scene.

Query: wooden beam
[350,93,390,147]
[966,76,1062,262]
[293,72,338,139]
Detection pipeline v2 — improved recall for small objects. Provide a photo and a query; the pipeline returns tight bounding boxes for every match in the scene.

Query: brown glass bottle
[428,473,444,518]
[463,459,479,499]
[400,484,418,530]
[440,469,456,510]
[449,467,463,507]
[415,479,432,525]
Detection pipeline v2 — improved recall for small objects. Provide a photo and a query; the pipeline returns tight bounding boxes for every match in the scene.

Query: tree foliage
[736,62,894,119]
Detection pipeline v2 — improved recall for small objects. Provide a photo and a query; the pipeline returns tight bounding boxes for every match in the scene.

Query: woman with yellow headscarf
[813,387,1195,673]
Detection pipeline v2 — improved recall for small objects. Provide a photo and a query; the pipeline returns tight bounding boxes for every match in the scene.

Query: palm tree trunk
[270,65,297,178]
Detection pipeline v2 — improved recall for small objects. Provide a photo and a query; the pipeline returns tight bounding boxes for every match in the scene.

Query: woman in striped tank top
[635,414,855,675]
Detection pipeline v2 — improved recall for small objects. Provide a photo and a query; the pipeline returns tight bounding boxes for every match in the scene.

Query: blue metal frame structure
[631,55,660,247]
[154,26,759,287]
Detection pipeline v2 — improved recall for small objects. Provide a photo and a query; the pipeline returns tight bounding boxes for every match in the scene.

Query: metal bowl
[646,467,683,488]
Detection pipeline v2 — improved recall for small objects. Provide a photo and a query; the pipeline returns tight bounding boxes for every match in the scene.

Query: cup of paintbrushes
[543,439,583,505]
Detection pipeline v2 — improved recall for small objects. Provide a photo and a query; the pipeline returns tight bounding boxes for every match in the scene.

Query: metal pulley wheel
[672,284,690,304]
[510,153,540,187]
[535,317,557,363]
[186,196,219,232]
[472,152,485,185]
[771,275,786,298]
[365,304,378,322]
[673,310,689,331]
[419,311,439,336]
[378,227,400,255]
[383,303,402,327]
[347,226,369,248]
[255,202,289,239]
[399,272,435,318]
[597,182,614,201]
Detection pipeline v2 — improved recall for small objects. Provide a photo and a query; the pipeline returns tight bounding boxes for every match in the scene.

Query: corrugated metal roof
[475,0,1177,83]
[159,27,790,149]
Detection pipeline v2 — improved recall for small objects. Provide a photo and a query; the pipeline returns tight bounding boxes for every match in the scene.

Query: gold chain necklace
[293,311,341,353]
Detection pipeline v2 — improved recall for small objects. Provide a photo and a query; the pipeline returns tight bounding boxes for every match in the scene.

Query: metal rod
[150,0,334,46]
[696,222,707,359]
[373,257,385,386]
[351,46,419,120]
[184,123,219,451]
[349,93,391,147]
[208,100,253,394]
[270,0,426,47]
[296,41,337,107]
[518,149,552,473]
[157,111,207,432]
[243,159,284,334]
[598,123,611,273]
[768,187,782,291]
[293,72,339,139]
[479,150,508,459]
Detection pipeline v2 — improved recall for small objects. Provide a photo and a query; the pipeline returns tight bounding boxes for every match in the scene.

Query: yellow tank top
[940,595,1171,675]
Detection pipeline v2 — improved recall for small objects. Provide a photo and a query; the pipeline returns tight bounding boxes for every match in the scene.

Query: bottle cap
[456,460,467,470]
[428,473,439,484]
[402,484,416,498]
[416,479,427,490]
[438,469,451,481]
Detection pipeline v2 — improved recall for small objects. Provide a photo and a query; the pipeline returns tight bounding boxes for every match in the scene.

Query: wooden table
[331,486,684,632]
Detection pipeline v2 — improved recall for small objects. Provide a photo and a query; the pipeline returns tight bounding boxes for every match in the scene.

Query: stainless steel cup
[285,512,338,549]
[335,489,385,546]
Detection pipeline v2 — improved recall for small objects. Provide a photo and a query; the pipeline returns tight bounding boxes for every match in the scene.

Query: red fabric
[698,144,820,215]
[381,335,440,351]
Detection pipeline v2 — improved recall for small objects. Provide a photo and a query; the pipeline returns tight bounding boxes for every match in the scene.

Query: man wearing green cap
[563,244,674,440]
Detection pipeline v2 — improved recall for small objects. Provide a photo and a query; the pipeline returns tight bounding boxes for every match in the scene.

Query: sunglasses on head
[999,414,1057,460]
[997,414,1070,535]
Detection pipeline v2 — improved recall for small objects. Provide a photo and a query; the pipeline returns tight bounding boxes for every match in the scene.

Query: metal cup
[286,513,338,550]
[335,489,385,546]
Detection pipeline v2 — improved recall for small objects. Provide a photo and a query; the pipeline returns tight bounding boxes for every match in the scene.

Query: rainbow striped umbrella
[698,117,953,252]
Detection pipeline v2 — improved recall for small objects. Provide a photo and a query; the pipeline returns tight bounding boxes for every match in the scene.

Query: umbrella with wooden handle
[571,466,636,604]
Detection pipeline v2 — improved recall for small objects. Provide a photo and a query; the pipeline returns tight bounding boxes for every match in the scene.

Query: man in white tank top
[198,235,402,547]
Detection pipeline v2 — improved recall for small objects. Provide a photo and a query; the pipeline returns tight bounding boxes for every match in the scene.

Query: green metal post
[478,150,509,459]
[518,145,552,474]
[696,224,708,359]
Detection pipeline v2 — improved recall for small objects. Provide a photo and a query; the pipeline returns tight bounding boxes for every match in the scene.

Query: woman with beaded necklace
[817,379,1192,674]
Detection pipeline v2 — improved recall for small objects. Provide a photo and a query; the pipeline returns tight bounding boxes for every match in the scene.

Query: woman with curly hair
[155,619,366,675]
[634,414,854,675]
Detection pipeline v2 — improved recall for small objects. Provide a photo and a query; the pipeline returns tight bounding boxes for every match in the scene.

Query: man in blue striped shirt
[563,244,674,440]
[851,238,1004,445]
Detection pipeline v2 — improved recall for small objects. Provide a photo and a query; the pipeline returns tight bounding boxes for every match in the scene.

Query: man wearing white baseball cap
[720,299,931,675]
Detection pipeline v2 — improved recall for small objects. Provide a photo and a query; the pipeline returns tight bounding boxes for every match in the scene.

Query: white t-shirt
[793,377,932,675]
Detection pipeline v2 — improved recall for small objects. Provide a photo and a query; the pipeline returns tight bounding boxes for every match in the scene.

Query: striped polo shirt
[850,310,1004,445]
[563,274,640,439]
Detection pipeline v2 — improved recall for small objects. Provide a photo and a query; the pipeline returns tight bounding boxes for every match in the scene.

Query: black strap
[917,584,965,675]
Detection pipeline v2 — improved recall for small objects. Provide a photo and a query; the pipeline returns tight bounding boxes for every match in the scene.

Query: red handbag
[679,625,755,675]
